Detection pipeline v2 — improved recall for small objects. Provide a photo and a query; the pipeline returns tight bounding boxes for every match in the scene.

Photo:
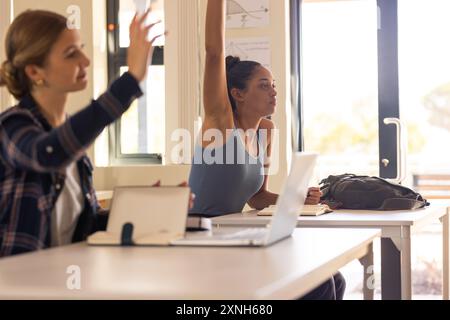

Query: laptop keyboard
[216,228,268,240]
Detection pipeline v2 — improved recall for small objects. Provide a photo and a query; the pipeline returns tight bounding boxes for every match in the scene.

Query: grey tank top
[188,129,265,217]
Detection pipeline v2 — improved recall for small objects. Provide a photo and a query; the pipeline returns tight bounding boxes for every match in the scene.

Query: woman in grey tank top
[188,0,346,300]
[188,0,321,217]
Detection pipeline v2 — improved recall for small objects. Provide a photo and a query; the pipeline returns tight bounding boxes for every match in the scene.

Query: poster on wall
[226,0,270,29]
[225,37,271,69]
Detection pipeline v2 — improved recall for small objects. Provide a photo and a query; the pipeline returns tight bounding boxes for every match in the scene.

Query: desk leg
[381,227,412,300]
[359,242,374,300]
[381,237,401,299]
[442,212,450,300]
[399,228,412,300]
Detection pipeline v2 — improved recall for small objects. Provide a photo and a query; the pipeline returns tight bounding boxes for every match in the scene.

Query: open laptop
[171,152,318,247]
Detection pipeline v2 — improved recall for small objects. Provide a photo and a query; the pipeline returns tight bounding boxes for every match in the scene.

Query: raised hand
[127,8,165,82]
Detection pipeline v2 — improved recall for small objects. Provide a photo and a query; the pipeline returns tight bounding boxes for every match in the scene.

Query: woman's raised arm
[203,0,233,126]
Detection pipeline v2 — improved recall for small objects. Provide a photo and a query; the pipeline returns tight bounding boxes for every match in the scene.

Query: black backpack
[319,174,429,210]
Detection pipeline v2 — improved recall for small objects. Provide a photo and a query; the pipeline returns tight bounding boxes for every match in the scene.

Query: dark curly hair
[225,55,261,112]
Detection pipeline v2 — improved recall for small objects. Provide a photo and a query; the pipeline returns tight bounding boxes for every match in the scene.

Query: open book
[256,204,333,217]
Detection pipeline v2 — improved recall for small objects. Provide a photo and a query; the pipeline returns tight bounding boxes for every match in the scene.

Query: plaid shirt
[0,72,142,257]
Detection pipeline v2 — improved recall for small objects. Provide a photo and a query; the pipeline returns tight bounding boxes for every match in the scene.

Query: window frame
[292,0,402,300]
[106,0,164,165]
[291,0,400,178]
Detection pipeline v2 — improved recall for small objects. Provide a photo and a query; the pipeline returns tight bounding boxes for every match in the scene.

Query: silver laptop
[171,152,318,247]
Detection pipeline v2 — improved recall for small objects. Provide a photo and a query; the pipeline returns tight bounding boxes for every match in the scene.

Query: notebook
[256,204,333,217]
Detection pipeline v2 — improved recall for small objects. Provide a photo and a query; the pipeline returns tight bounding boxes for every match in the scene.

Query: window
[107,0,165,164]
[398,0,450,185]
[398,0,450,299]
[300,0,380,180]
[293,0,403,180]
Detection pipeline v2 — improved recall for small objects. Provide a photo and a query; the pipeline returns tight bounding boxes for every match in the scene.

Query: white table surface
[212,202,449,228]
[0,228,380,300]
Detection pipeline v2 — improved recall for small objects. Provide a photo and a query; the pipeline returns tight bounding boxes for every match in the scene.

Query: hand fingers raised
[138,7,152,25]
[144,20,162,32]
[149,31,167,45]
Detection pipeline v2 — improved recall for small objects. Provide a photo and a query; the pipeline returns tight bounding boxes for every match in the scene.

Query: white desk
[212,202,450,300]
[0,228,379,300]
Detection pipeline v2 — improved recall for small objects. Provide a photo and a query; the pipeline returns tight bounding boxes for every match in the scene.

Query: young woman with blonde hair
[0,9,162,257]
